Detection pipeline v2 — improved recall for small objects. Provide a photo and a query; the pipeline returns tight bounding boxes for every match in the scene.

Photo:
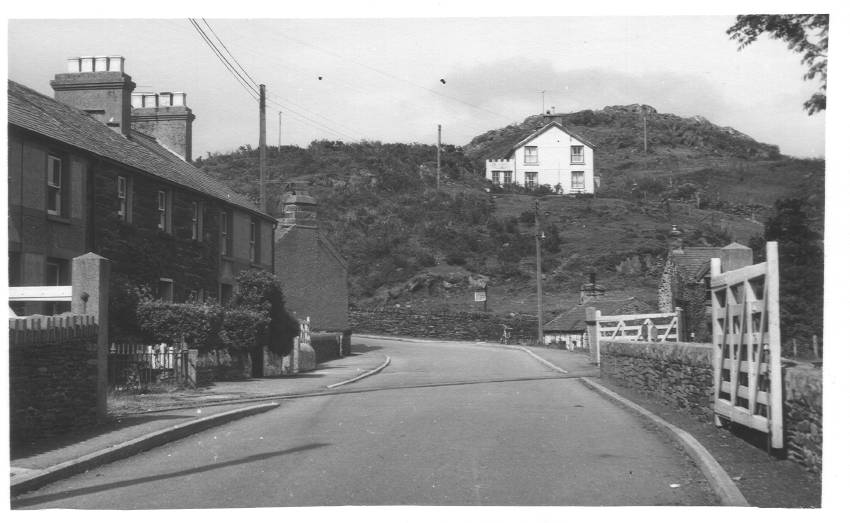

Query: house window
[571,171,585,190]
[490,171,500,184]
[117,176,132,222]
[157,278,174,303]
[157,190,172,232]
[249,219,260,263]
[524,146,538,164]
[525,172,537,189]
[191,201,203,241]
[220,211,232,256]
[571,145,585,164]
[46,155,64,216]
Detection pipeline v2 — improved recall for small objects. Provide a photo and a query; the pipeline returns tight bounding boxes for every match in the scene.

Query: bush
[231,270,299,355]
[220,308,269,354]
[136,301,223,352]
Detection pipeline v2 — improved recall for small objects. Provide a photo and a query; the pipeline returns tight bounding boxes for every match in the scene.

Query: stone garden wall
[599,340,822,473]
[9,316,100,444]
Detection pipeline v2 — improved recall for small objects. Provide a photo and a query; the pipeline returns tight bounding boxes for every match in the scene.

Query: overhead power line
[187,19,359,141]
[201,18,260,88]
[188,18,259,101]
[275,32,513,121]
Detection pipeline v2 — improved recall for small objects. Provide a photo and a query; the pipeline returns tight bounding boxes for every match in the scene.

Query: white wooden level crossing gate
[710,241,782,449]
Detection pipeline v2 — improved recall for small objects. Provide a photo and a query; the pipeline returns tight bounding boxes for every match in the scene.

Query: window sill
[46,214,71,224]
[524,162,539,166]
[570,162,586,165]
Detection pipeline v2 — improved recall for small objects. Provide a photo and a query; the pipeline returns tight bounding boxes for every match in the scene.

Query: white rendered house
[485,120,596,194]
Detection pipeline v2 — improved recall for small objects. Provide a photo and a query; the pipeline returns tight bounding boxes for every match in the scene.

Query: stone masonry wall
[599,340,823,473]
[600,340,715,421]
[9,316,100,444]
[350,307,538,343]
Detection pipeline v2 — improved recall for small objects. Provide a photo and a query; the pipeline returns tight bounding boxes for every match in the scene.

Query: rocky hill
[194,106,823,318]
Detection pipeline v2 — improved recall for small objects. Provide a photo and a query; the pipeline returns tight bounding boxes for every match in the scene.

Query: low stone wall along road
[13,337,719,508]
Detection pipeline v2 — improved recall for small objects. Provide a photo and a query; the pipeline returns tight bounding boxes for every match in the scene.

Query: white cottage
[485,120,596,194]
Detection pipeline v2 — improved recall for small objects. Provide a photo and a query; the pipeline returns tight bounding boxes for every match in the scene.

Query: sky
[5,12,829,159]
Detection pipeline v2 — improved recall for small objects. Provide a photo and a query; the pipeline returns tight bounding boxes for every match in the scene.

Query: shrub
[220,308,269,354]
[231,270,299,355]
[136,301,223,352]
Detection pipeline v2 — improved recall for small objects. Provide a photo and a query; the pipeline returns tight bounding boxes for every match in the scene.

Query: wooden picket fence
[108,342,190,392]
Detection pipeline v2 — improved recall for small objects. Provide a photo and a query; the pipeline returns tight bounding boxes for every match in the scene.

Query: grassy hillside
[193,106,824,318]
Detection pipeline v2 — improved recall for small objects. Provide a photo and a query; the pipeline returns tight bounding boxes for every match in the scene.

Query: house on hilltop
[657,225,753,342]
[485,115,597,194]
[8,55,276,318]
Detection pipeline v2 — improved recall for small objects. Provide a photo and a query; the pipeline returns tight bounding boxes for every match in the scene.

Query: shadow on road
[12,443,331,508]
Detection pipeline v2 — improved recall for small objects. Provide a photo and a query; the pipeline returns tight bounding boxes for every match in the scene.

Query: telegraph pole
[534,199,544,344]
[436,124,442,191]
[278,111,282,149]
[540,90,545,114]
[259,84,267,214]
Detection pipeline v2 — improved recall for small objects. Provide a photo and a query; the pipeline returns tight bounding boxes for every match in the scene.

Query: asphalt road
[12,338,718,508]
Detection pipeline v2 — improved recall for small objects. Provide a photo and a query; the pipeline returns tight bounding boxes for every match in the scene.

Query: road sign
[474,291,487,302]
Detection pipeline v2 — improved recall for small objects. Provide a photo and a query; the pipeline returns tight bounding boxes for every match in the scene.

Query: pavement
[10,349,389,495]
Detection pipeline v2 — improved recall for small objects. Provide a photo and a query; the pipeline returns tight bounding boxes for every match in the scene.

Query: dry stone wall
[599,340,823,473]
[350,307,538,342]
[9,317,100,444]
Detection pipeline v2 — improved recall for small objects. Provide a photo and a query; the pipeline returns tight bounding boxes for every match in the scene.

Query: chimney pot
[159,92,173,107]
[131,92,144,108]
[172,92,186,106]
[107,55,124,72]
[142,93,158,108]
[66,57,81,73]
[94,56,108,72]
[80,56,95,72]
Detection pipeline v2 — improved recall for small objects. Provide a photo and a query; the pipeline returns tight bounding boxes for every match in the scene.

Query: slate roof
[543,296,653,333]
[8,80,271,220]
[670,247,723,282]
[513,121,596,151]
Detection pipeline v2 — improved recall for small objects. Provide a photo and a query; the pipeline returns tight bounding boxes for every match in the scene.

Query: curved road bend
[13,337,717,508]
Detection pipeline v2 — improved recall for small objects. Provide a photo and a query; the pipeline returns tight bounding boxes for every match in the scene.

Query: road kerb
[11,402,280,497]
[579,377,749,507]
[509,346,571,374]
[327,355,391,389]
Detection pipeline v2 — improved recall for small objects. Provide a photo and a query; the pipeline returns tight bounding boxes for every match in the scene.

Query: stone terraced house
[8,55,276,317]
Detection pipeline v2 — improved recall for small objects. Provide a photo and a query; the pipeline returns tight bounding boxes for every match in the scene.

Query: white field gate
[710,241,782,449]
[589,309,681,363]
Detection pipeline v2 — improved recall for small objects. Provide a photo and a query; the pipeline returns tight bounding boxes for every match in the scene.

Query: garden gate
[710,241,782,449]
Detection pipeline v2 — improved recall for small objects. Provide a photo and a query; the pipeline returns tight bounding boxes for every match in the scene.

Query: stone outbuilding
[657,225,753,342]
[274,191,351,350]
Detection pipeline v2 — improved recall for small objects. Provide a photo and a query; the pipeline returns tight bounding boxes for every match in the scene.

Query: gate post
[585,307,601,365]
[71,253,110,422]
[766,241,783,448]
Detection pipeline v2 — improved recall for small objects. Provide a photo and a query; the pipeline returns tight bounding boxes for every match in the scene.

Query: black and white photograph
[4,0,846,515]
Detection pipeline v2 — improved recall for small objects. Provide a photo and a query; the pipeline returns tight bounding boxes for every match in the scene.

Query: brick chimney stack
[51,56,135,135]
[279,192,318,229]
[131,91,196,162]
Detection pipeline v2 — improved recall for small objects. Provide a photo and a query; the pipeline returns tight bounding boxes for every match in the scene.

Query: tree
[727,15,828,114]
[749,198,823,354]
